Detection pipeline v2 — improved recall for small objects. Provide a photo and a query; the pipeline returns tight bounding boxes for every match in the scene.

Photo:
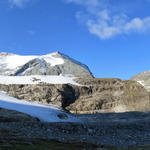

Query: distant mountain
[131,70,150,92]
[0,51,93,78]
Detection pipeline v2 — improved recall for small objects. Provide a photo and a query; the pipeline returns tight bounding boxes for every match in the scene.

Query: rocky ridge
[0,78,149,113]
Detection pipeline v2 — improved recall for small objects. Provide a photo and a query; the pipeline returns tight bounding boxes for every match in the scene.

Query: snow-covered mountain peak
[0,51,93,78]
[0,51,64,69]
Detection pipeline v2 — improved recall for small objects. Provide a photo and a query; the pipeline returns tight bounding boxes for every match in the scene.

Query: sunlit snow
[0,52,64,70]
[0,91,81,123]
[0,75,80,86]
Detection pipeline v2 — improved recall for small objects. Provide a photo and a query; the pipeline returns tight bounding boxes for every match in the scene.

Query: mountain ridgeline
[0,52,93,78]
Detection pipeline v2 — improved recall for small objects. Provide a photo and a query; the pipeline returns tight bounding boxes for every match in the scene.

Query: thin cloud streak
[9,0,29,8]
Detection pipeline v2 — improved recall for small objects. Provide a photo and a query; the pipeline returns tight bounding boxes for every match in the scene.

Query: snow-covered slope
[0,91,81,122]
[0,52,93,77]
[0,75,80,86]
[0,52,64,69]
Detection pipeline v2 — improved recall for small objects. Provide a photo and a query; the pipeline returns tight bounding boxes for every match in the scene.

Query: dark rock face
[0,78,149,114]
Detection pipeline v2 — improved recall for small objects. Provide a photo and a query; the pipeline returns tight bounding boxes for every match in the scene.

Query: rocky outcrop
[0,78,149,113]
[70,78,150,113]
[0,84,90,110]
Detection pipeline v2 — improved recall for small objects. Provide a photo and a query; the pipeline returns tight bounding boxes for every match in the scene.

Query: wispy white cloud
[9,0,29,8]
[63,0,150,39]
[87,10,150,39]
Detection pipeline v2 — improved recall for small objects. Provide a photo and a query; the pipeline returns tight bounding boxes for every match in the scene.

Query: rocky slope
[0,78,149,113]
[0,52,93,78]
[1,108,150,149]
[0,108,85,150]
[131,70,150,92]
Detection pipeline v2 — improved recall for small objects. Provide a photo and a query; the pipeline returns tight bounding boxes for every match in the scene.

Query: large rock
[0,52,93,78]
[0,78,149,113]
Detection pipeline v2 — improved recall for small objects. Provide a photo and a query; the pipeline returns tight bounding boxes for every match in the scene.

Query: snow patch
[41,52,64,67]
[0,52,64,70]
[0,75,80,86]
[1,55,36,69]
[137,80,145,86]
[0,91,81,123]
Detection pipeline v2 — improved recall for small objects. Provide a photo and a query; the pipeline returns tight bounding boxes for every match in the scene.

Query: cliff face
[0,78,149,113]
[71,78,150,113]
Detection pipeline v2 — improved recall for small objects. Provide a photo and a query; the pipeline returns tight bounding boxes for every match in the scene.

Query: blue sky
[0,0,150,79]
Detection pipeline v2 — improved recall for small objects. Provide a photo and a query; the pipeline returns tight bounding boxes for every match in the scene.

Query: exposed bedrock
[0,78,149,114]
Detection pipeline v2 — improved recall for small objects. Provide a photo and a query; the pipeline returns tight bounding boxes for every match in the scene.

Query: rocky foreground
[1,108,150,149]
[0,108,84,150]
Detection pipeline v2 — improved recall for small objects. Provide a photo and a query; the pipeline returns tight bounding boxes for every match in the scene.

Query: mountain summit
[0,51,93,77]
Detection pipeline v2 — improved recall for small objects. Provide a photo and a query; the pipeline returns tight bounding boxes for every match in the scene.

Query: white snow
[41,52,64,67]
[137,80,145,86]
[1,54,36,69]
[0,75,80,86]
[0,51,91,77]
[0,52,64,70]
[0,91,81,123]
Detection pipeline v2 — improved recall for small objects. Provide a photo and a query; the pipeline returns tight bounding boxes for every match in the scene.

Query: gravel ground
[1,108,150,149]
[78,111,150,148]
